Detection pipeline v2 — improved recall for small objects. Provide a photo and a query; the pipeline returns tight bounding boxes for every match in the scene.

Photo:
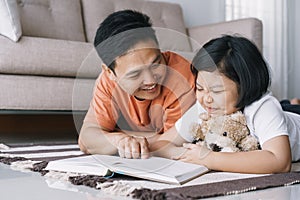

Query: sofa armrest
[187,18,263,52]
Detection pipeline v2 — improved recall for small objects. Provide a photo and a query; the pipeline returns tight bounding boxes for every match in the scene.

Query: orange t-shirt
[85,51,196,133]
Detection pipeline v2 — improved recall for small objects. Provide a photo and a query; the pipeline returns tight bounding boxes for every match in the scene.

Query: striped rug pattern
[1,143,300,199]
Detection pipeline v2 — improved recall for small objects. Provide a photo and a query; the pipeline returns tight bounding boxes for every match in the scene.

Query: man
[78,10,195,159]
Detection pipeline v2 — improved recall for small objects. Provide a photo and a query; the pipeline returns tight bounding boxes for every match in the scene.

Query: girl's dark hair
[94,10,158,73]
[191,35,270,109]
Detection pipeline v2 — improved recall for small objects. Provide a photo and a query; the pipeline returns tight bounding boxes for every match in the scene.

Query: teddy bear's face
[204,116,249,152]
[192,111,259,152]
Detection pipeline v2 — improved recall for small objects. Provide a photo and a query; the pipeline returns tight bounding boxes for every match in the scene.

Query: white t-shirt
[175,93,300,161]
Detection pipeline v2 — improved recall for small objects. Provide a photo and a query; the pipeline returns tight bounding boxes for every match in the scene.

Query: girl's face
[196,70,239,116]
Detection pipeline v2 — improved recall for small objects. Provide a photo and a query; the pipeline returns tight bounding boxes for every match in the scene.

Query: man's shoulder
[94,71,117,96]
[162,51,190,66]
[162,51,193,79]
[158,51,195,107]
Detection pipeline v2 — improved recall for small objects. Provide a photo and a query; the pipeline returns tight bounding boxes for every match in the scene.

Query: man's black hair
[94,10,159,73]
[191,35,271,109]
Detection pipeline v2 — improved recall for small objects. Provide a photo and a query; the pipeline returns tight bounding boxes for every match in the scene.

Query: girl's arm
[149,126,187,158]
[178,135,291,174]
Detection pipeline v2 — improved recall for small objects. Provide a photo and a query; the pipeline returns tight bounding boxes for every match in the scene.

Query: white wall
[288,0,300,98]
[149,0,226,27]
[150,0,299,98]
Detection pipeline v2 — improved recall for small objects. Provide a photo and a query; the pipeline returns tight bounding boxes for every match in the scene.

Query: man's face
[111,40,167,100]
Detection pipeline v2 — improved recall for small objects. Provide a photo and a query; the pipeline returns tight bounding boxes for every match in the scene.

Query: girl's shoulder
[244,92,281,116]
[243,92,290,145]
[243,92,284,129]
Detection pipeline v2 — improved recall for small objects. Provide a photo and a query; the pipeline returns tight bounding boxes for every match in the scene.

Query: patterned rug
[1,143,300,199]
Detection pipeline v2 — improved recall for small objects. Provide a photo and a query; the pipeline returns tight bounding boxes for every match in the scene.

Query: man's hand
[117,135,150,159]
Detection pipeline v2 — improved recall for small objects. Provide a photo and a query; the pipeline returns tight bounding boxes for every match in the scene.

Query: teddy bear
[190,111,260,152]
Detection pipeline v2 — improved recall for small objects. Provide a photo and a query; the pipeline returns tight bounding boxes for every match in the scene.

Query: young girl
[167,35,300,174]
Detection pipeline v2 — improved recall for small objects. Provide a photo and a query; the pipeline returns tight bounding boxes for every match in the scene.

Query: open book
[45,155,209,185]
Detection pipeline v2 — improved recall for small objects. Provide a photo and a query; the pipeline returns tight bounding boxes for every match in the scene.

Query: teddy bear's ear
[190,123,206,141]
[195,129,206,141]
[199,113,210,121]
[230,111,247,126]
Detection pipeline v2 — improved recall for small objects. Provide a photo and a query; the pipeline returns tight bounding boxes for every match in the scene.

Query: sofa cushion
[81,0,191,52]
[0,36,102,78]
[0,0,22,42]
[0,74,95,110]
[17,0,85,42]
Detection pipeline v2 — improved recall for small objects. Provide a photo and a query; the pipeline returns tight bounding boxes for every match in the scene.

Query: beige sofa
[0,0,262,112]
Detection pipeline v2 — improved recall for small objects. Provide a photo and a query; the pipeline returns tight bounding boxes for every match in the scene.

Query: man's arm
[78,109,186,159]
[78,121,118,155]
[78,106,152,158]
[78,122,152,159]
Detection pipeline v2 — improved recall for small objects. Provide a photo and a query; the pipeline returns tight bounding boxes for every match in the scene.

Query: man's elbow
[77,122,98,154]
[78,136,89,154]
[77,124,96,154]
[78,127,118,155]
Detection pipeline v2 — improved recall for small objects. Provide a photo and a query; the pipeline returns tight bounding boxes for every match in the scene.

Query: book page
[93,155,208,184]
[45,155,209,184]
[45,155,110,176]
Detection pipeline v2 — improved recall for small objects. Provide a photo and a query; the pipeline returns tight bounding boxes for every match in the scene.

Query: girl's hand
[150,140,186,159]
[172,143,211,166]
